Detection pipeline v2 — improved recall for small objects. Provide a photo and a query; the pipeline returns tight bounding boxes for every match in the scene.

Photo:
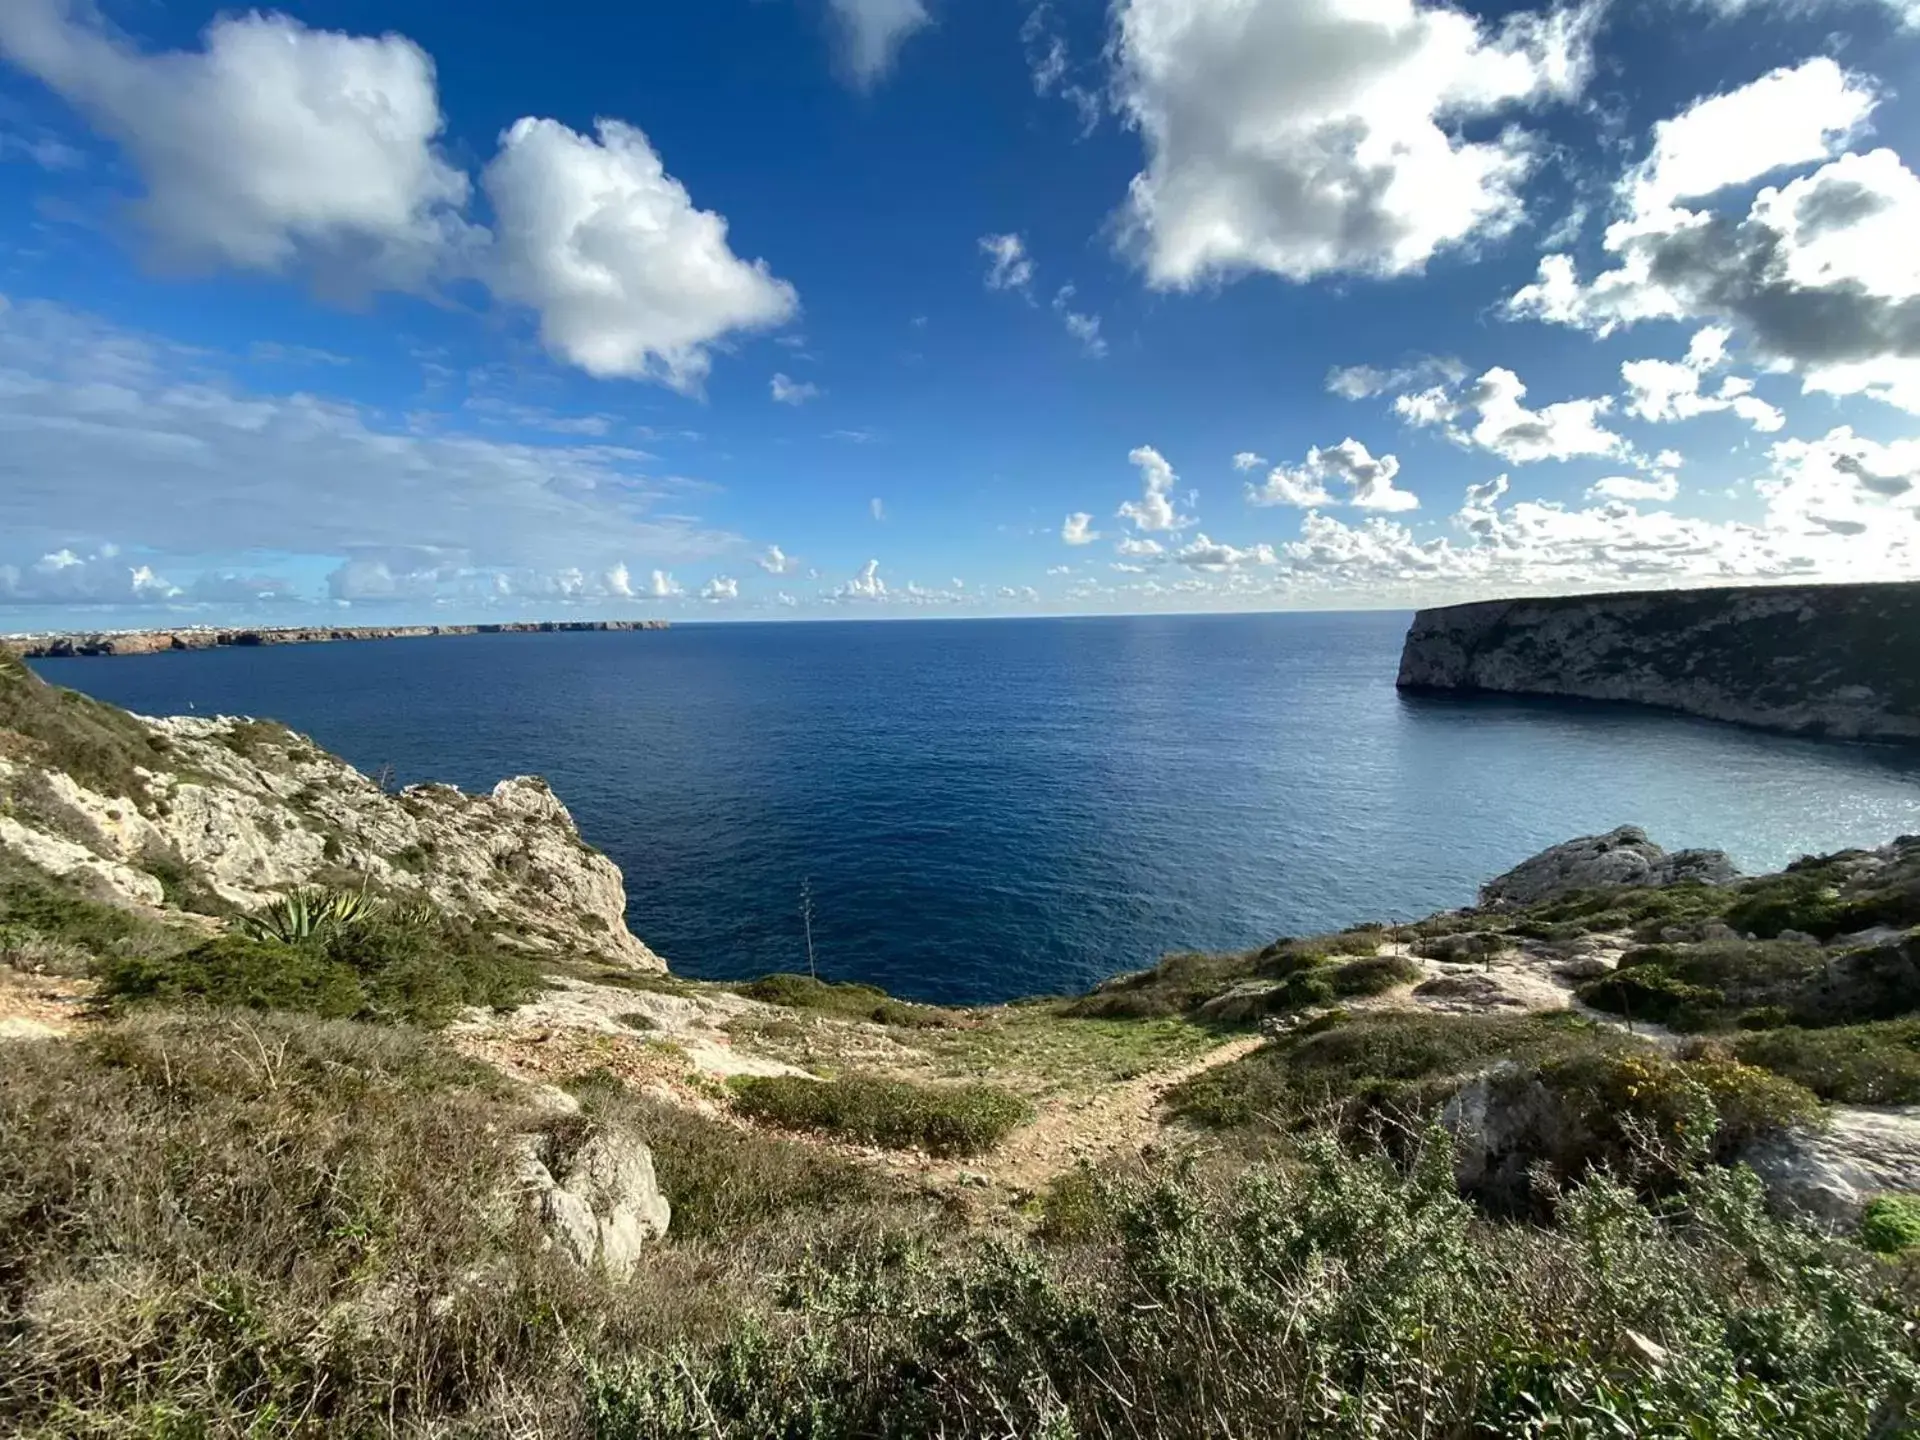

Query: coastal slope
[1396,580,1920,741]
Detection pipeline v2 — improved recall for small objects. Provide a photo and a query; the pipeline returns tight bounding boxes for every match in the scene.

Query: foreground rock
[1480,826,1738,908]
[1738,1107,1920,1228]
[513,1123,671,1279]
[1397,580,1920,741]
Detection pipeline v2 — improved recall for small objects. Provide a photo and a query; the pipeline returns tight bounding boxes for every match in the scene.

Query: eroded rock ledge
[1396,581,1920,742]
[3,620,668,660]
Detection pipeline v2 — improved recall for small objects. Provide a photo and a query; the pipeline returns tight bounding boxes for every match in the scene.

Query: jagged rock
[0,698,664,969]
[1413,931,1507,963]
[513,1125,670,1279]
[1480,827,1739,909]
[1736,1107,1920,1229]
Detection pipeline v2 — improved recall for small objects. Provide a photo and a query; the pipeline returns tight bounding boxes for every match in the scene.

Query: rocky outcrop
[3,620,669,660]
[1397,581,1920,741]
[1480,827,1739,908]
[0,661,664,970]
[513,1124,671,1279]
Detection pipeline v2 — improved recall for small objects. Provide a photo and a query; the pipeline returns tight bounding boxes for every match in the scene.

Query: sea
[31,612,1920,1005]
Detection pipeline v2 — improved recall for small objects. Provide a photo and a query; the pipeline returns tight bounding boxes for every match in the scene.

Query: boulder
[513,1125,670,1280]
[1736,1107,1920,1229]
[1439,1063,1563,1207]
[1480,827,1739,909]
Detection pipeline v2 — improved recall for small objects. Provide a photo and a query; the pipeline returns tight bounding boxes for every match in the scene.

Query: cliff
[0,649,663,970]
[2,619,668,660]
[1396,580,1920,741]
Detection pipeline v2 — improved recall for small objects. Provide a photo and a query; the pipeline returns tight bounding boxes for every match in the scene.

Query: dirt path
[975,1034,1268,1194]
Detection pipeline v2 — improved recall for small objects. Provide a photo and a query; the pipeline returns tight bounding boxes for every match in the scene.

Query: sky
[0,0,1917,628]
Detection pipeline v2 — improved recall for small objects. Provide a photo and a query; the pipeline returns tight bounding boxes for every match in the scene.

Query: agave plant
[241,884,375,944]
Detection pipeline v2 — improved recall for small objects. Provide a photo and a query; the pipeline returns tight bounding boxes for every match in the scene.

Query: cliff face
[1396,581,1920,742]
[0,652,663,970]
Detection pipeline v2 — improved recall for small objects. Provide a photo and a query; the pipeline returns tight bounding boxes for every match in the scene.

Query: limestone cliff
[1396,581,1920,741]
[0,653,663,970]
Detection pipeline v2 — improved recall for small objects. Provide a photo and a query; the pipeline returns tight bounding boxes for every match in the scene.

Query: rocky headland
[2,618,669,660]
[2,651,1917,1434]
[1397,580,1920,741]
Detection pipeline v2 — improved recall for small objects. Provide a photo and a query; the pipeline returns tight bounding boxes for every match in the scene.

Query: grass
[730,1073,1032,1157]
[570,1075,895,1240]
[0,649,173,801]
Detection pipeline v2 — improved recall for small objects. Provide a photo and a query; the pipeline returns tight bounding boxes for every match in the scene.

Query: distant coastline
[3,620,670,660]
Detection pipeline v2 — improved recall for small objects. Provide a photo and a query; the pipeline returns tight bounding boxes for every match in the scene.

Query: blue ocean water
[32,612,1920,1005]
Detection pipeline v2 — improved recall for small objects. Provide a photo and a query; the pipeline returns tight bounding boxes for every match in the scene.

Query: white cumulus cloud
[980,232,1035,295]
[1061,512,1101,545]
[1247,438,1418,511]
[1111,0,1598,287]
[1117,445,1194,532]
[771,373,822,405]
[827,0,929,87]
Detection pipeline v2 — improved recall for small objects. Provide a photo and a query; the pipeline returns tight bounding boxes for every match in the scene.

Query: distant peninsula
[1397,580,1920,742]
[2,619,669,660]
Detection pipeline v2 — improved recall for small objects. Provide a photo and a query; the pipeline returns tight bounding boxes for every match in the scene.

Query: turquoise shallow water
[34,611,1920,1004]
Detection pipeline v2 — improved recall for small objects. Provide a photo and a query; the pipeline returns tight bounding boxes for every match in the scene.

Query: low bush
[585,1133,1920,1439]
[1577,964,1725,1029]
[1734,1018,1920,1104]
[1328,952,1421,997]
[1065,949,1255,1020]
[1862,1196,1920,1256]
[97,900,540,1027]
[730,1074,1031,1157]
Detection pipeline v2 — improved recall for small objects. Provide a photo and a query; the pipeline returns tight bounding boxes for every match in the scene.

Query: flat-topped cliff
[2,619,668,660]
[1397,581,1920,741]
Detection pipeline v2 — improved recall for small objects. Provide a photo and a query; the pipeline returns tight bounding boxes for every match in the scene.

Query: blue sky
[0,0,1916,627]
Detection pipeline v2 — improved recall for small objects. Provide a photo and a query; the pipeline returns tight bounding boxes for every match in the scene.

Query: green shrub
[730,1074,1031,1157]
[1328,953,1421,997]
[0,651,175,800]
[1067,950,1254,1020]
[1734,1019,1920,1104]
[1861,1196,1920,1255]
[585,1134,1920,1439]
[97,902,539,1028]
[1578,965,1724,1029]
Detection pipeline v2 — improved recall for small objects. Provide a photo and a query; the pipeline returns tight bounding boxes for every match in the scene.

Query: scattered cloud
[980,232,1035,296]
[755,544,797,574]
[1020,3,1102,135]
[0,300,735,604]
[1326,356,1466,400]
[870,497,886,521]
[1397,367,1631,465]
[698,574,739,601]
[649,569,684,598]
[1111,0,1598,287]
[1508,60,1920,414]
[1247,438,1418,511]
[1117,445,1194,532]
[1620,326,1784,432]
[0,4,797,391]
[1587,473,1679,503]
[1173,534,1278,569]
[831,557,888,600]
[771,372,822,405]
[1052,286,1107,357]
[826,0,930,88]
[1061,512,1101,545]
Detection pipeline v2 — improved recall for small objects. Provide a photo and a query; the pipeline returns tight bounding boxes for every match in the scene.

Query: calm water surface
[35,613,1920,1004]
